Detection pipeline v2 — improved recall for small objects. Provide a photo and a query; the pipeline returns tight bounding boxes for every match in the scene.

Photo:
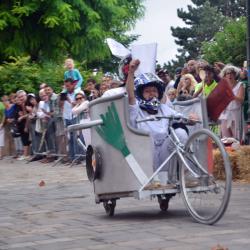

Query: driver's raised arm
[126,59,140,105]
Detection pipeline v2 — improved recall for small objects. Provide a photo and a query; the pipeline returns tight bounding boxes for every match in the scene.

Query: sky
[129,0,192,65]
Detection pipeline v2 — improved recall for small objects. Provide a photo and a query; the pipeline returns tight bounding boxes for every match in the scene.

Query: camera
[60,92,67,101]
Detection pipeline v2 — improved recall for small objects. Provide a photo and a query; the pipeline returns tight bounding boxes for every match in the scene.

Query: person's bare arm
[126,59,140,105]
[234,84,244,103]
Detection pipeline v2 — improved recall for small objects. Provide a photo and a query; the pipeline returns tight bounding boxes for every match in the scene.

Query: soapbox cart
[68,93,232,225]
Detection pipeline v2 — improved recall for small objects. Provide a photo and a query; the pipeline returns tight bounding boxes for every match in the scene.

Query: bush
[0,57,103,95]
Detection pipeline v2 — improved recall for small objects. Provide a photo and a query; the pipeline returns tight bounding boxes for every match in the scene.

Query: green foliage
[0,0,144,64]
[171,1,227,60]
[202,17,247,66]
[167,0,246,70]
[192,0,246,18]
[0,57,103,96]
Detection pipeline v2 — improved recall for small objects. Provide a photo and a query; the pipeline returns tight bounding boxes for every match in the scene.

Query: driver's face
[142,86,159,100]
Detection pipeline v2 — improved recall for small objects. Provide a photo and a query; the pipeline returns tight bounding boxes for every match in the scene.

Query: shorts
[20,132,30,146]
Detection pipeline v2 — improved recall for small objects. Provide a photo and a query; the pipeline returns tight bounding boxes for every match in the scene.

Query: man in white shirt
[37,89,56,162]
[63,78,83,163]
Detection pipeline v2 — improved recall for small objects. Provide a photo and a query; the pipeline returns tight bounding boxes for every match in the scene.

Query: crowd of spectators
[0,57,248,162]
[157,59,247,143]
[0,58,125,163]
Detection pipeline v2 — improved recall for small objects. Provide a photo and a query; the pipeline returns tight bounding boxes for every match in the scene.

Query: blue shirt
[64,69,83,89]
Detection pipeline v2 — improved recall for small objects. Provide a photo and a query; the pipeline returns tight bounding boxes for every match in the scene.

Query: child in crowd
[166,88,177,102]
[64,58,83,91]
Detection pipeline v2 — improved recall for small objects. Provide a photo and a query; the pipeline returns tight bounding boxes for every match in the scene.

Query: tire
[86,145,102,182]
[157,194,174,211]
[179,128,232,225]
[103,200,116,216]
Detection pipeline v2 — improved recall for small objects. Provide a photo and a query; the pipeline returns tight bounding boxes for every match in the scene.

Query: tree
[202,17,246,66]
[0,0,144,64]
[192,0,246,19]
[0,56,104,96]
[171,1,226,60]
[167,0,246,72]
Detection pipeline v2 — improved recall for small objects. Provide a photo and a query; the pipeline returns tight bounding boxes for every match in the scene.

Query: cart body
[87,93,208,202]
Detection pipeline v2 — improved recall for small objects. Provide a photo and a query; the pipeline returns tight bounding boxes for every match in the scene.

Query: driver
[126,59,193,187]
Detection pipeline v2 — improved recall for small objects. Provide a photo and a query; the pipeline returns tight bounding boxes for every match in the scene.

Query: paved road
[0,159,249,250]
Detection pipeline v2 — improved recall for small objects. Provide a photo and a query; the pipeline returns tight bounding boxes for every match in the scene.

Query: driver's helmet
[134,73,164,114]
[118,55,132,83]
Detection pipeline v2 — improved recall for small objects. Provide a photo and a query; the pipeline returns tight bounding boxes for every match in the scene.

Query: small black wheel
[157,194,173,211]
[103,200,116,216]
[86,145,102,182]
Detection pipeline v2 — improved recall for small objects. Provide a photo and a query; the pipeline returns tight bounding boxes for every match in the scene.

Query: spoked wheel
[179,129,232,225]
[103,199,116,216]
[157,194,175,211]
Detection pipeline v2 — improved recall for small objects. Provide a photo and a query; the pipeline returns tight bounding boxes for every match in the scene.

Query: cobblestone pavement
[0,158,249,250]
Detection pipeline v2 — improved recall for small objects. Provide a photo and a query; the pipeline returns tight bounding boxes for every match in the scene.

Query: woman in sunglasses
[72,92,91,147]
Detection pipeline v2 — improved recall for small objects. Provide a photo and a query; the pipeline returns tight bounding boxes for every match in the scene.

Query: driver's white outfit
[129,102,188,183]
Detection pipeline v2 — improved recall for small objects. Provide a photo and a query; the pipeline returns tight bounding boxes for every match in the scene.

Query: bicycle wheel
[179,128,232,225]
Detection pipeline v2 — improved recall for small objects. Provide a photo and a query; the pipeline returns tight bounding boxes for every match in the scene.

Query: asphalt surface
[0,158,249,250]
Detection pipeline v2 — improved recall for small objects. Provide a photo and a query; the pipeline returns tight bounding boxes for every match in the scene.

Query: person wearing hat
[157,68,175,94]
[193,65,219,98]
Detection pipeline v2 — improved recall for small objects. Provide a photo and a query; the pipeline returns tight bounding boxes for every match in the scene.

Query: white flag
[131,43,157,77]
[106,38,131,59]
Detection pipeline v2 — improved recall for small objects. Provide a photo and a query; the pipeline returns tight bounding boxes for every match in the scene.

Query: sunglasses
[76,97,83,100]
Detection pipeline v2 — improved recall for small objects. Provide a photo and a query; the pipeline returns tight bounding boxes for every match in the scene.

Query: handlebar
[67,119,103,132]
[136,115,202,124]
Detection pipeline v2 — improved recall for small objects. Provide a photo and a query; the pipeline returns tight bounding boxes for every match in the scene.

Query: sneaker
[144,181,161,190]
[17,155,26,161]
[185,179,200,188]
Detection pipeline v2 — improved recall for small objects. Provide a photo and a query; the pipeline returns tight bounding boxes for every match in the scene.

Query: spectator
[91,85,100,100]
[85,78,97,101]
[219,65,245,141]
[45,85,58,102]
[25,94,41,158]
[37,89,56,163]
[99,82,109,96]
[177,74,197,101]
[0,101,5,159]
[102,80,125,97]
[9,93,17,104]
[39,83,48,90]
[15,90,30,160]
[165,88,177,108]
[166,88,177,103]
[187,59,201,82]
[214,61,225,76]
[173,67,182,89]
[85,78,96,92]
[54,93,68,163]
[193,65,219,98]
[72,92,91,147]
[157,69,174,93]
[63,78,81,163]
[64,58,83,91]
[239,68,248,121]
[2,95,16,157]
